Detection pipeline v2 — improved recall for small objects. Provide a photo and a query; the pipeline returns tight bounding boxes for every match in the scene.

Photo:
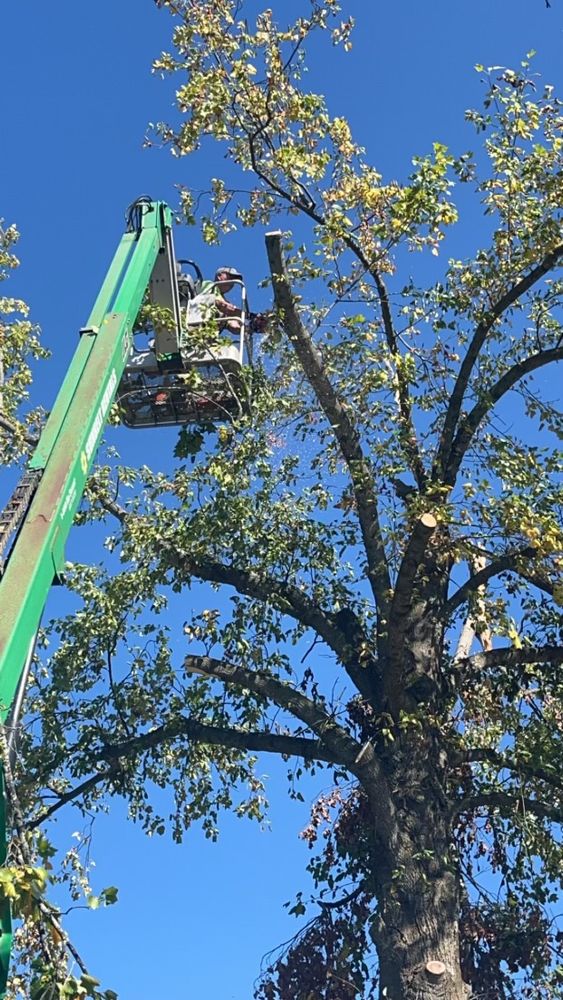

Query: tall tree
[8,2,563,998]
[0,223,45,467]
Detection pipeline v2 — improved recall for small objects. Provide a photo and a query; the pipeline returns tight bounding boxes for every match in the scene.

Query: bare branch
[452,555,492,659]
[183,654,362,768]
[247,132,425,487]
[265,230,391,619]
[445,546,538,615]
[458,789,563,825]
[434,243,563,481]
[166,550,376,700]
[446,346,563,484]
[454,615,479,663]
[456,644,563,674]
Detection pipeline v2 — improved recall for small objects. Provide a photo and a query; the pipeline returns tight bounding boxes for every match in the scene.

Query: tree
[0,223,45,468]
[6,2,563,998]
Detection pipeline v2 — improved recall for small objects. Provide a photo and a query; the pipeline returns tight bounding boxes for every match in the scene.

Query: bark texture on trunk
[361,565,471,999]
[365,761,470,999]
[373,861,469,999]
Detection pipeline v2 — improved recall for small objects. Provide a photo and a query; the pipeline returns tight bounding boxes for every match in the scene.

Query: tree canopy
[2,2,563,998]
[0,224,45,467]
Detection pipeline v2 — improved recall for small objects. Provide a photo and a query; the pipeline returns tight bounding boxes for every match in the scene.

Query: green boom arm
[0,199,174,993]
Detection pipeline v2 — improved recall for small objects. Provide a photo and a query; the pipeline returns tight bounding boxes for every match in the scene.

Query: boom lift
[0,198,250,993]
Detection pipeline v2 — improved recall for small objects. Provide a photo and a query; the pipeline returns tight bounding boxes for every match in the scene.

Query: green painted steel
[0,200,172,996]
[30,231,139,472]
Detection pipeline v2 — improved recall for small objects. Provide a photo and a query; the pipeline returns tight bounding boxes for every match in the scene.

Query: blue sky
[2,1,563,997]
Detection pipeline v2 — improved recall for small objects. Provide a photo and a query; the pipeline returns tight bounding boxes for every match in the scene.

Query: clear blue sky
[1,1,563,997]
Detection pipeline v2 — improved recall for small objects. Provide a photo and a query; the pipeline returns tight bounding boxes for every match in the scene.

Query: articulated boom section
[0,198,247,993]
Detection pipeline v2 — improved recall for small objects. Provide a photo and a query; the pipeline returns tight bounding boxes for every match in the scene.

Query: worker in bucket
[184,266,267,334]
[212,266,245,331]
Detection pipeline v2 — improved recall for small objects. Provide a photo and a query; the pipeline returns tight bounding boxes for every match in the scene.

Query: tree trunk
[372,854,469,999]
[365,763,470,999]
[364,576,470,999]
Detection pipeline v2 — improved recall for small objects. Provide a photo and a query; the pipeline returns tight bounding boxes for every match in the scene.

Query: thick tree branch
[445,346,563,484]
[458,789,563,825]
[183,654,362,768]
[179,559,341,648]
[247,133,426,488]
[451,540,556,603]
[165,550,376,701]
[388,513,438,649]
[87,487,128,522]
[434,243,563,480]
[105,715,337,765]
[182,655,396,841]
[27,720,337,829]
[85,481,377,697]
[445,546,538,615]
[456,644,563,674]
[517,566,556,599]
[265,230,391,618]
[27,769,119,829]
[456,747,563,795]
[318,885,364,910]
[92,486,378,701]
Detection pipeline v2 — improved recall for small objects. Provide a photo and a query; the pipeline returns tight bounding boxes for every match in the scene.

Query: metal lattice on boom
[0,471,42,573]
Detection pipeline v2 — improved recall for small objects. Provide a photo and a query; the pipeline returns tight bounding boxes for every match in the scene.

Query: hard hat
[215,266,242,280]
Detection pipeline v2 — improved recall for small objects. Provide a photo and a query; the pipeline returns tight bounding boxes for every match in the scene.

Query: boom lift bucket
[116,238,249,428]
